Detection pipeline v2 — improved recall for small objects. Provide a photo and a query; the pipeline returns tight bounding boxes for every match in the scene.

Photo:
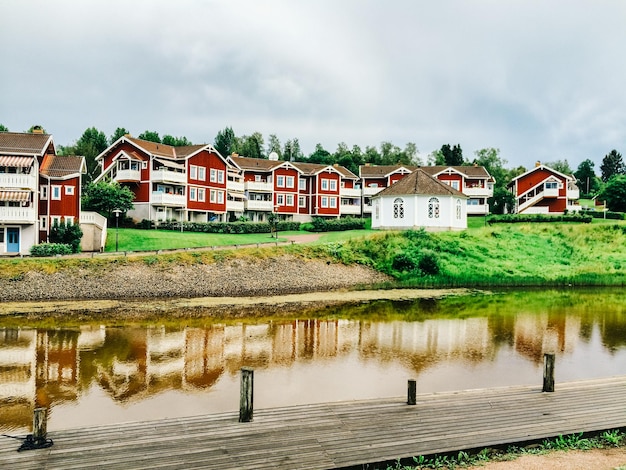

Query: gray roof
[374,168,468,198]
[0,132,54,156]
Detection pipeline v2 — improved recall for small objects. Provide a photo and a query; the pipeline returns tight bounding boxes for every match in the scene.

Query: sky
[2,0,626,170]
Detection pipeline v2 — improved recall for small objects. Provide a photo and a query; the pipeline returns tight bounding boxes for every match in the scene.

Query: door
[7,228,19,252]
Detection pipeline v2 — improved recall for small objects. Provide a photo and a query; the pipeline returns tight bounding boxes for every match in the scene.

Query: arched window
[428,197,440,219]
[393,198,404,219]
[456,199,462,220]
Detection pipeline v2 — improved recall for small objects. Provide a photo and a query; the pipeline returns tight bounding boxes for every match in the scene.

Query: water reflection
[1,289,625,433]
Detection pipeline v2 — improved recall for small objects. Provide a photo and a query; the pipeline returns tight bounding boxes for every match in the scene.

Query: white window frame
[217,191,224,204]
[198,188,206,202]
[189,187,197,201]
[428,197,440,219]
[198,167,206,181]
[450,181,460,191]
[393,198,404,219]
[277,194,284,205]
[65,216,75,225]
[39,216,47,230]
[299,178,306,190]
[329,179,337,191]
[329,197,337,208]
[277,175,285,188]
[51,216,61,226]
[321,179,328,191]
[298,196,306,208]
[65,185,75,195]
[51,185,61,200]
[321,196,328,208]
[40,185,48,200]
[286,176,294,188]
[286,194,294,206]
[142,161,148,169]
[190,165,198,180]
[456,199,462,220]
[217,170,224,184]
[210,190,217,203]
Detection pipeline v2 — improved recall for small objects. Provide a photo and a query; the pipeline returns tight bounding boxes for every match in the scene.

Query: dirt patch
[466,448,626,470]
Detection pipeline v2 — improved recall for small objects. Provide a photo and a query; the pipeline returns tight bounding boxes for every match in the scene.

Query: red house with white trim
[507,163,580,214]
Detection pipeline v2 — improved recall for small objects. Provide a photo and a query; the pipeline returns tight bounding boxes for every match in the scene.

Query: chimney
[32,126,44,134]
[535,161,541,167]
[333,163,339,167]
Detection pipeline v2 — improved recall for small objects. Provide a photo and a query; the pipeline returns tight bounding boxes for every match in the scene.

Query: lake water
[1,288,625,434]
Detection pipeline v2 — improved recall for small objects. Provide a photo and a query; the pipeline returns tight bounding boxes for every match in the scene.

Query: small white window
[428,197,440,219]
[393,198,404,219]
[210,168,217,182]
[210,190,217,203]
[277,194,284,205]
[39,216,47,230]
[298,196,306,208]
[190,165,198,180]
[286,176,294,188]
[65,186,75,195]
[142,161,148,169]
[189,187,197,201]
[321,196,328,208]
[450,181,459,190]
[321,179,328,191]
[329,197,337,208]
[65,216,75,225]
[218,170,224,184]
[456,200,462,219]
[299,178,306,190]
[198,188,206,202]
[286,194,294,206]
[255,174,262,182]
[40,186,48,200]
[329,180,337,191]
[51,186,61,200]
[198,167,206,181]
[217,191,224,204]
[51,216,61,226]
[277,175,285,187]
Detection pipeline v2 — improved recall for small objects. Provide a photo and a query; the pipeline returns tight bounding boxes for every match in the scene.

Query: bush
[392,252,417,272]
[49,219,83,253]
[152,220,301,234]
[30,243,73,257]
[487,213,593,224]
[306,217,366,232]
[585,210,625,220]
[418,249,440,275]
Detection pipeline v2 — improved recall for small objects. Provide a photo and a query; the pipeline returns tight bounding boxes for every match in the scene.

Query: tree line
[1,123,625,212]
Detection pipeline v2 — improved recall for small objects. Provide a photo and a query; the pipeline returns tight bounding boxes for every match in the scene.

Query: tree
[473,148,508,187]
[214,126,236,157]
[544,159,573,175]
[283,138,303,162]
[267,134,282,159]
[27,124,46,133]
[489,187,515,214]
[0,124,8,132]
[49,219,83,253]
[110,127,130,144]
[81,181,135,219]
[74,127,108,184]
[440,144,464,166]
[234,132,265,159]
[138,130,161,143]
[307,143,332,165]
[600,150,625,182]
[574,159,600,197]
[598,175,626,212]
[162,135,192,146]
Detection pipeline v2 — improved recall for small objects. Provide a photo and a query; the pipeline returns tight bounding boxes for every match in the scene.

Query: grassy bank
[2,222,626,289]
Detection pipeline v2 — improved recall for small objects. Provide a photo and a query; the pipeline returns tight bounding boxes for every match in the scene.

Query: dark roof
[125,136,207,160]
[0,132,53,156]
[421,165,493,179]
[230,156,283,171]
[374,169,468,198]
[359,164,418,178]
[40,155,85,178]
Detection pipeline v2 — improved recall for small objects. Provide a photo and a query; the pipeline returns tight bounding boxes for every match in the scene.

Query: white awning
[0,156,33,167]
[228,191,246,200]
[0,190,31,202]
[154,158,185,170]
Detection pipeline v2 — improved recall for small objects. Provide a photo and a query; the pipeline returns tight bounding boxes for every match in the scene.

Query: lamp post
[274,205,279,239]
[113,209,122,252]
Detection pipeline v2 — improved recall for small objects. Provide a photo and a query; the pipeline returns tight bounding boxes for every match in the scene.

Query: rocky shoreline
[0,255,391,303]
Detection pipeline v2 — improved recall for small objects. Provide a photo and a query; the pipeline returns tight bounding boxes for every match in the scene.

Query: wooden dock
[1,376,625,469]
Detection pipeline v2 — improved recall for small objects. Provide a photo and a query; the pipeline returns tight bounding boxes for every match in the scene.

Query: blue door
[7,228,19,252]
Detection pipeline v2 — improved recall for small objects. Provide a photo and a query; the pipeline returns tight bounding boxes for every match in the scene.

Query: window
[210,168,217,182]
[142,161,148,169]
[65,216,75,225]
[217,170,224,184]
[51,216,61,226]
[428,197,440,219]
[298,196,306,208]
[65,186,75,195]
[40,186,48,200]
[468,198,480,205]
[286,194,294,206]
[450,181,459,191]
[277,175,285,187]
[329,197,337,208]
[393,198,404,219]
[456,200,462,220]
[210,190,217,203]
[39,218,46,231]
[189,187,197,201]
[198,167,206,181]
[321,196,328,208]
[329,180,337,191]
[286,176,294,188]
[255,174,262,182]
[277,194,284,205]
[198,188,206,202]
[299,178,306,190]
[545,181,558,189]
[51,185,61,200]
[321,179,328,191]
[217,191,224,204]
[190,165,198,180]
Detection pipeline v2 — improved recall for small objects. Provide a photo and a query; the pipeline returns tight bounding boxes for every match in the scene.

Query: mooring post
[239,367,254,422]
[33,407,47,443]
[407,379,417,405]
[543,353,555,392]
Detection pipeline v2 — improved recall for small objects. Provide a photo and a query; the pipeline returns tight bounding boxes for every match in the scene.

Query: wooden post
[407,379,417,405]
[543,353,555,392]
[239,367,254,422]
[33,407,47,443]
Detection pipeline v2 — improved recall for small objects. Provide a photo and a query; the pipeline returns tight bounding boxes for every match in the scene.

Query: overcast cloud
[1,0,625,169]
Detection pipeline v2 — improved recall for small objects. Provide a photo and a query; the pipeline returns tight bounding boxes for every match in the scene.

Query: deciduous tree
[110,127,130,144]
[81,181,135,219]
[267,134,282,159]
[598,174,626,212]
[0,124,8,132]
[162,135,192,146]
[214,126,236,156]
[574,159,599,197]
[544,159,573,175]
[138,130,161,143]
[61,127,108,184]
[234,132,265,159]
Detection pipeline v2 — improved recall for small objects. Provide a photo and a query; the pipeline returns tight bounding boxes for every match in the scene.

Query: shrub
[418,249,440,275]
[392,252,417,272]
[487,213,593,224]
[49,220,83,253]
[306,217,366,232]
[30,243,73,257]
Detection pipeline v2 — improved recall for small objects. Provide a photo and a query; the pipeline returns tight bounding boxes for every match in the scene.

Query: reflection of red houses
[507,163,581,214]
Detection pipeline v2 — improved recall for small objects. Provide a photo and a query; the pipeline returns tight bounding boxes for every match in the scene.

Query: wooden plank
[1,376,624,470]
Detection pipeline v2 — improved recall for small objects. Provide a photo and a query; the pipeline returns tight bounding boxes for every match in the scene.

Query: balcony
[114,169,141,182]
[340,204,361,215]
[246,200,273,211]
[0,206,36,223]
[463,186,492,198]
[363,186,383,197]
[245,181,273,192]
[152,169,186,184]
[0,173,37,190]
[543,187,559,197]
[340,187,361,197]
[151,192,186,207]
[228,180,245,192]
[567,188,580,200]
[227,200,245,212]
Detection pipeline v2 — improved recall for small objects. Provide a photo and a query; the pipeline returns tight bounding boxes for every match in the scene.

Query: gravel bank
[0,255,392,302]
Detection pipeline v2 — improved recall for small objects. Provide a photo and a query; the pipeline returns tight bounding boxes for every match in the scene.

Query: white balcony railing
[340,204,361,215]
[543,187,559,197]
[0,173,37,190]
[246,200,273,211]
[466,204,489,215]
[114,169,141,182]
[228,181,245,192]
[151,169,186,184]
[463,187,492,198]
[0,207,36,223]
[363,186,383,196]
[567,189,580,200]
[245,181,273,192]
[340,187,361,197]
[227,200,244,212]
[151,192,186,206]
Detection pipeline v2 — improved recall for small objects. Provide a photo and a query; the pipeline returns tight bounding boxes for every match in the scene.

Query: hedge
[30,243,73,257]
[487,213,593,224]
[152,220,301,234]
[306,217,367,232]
